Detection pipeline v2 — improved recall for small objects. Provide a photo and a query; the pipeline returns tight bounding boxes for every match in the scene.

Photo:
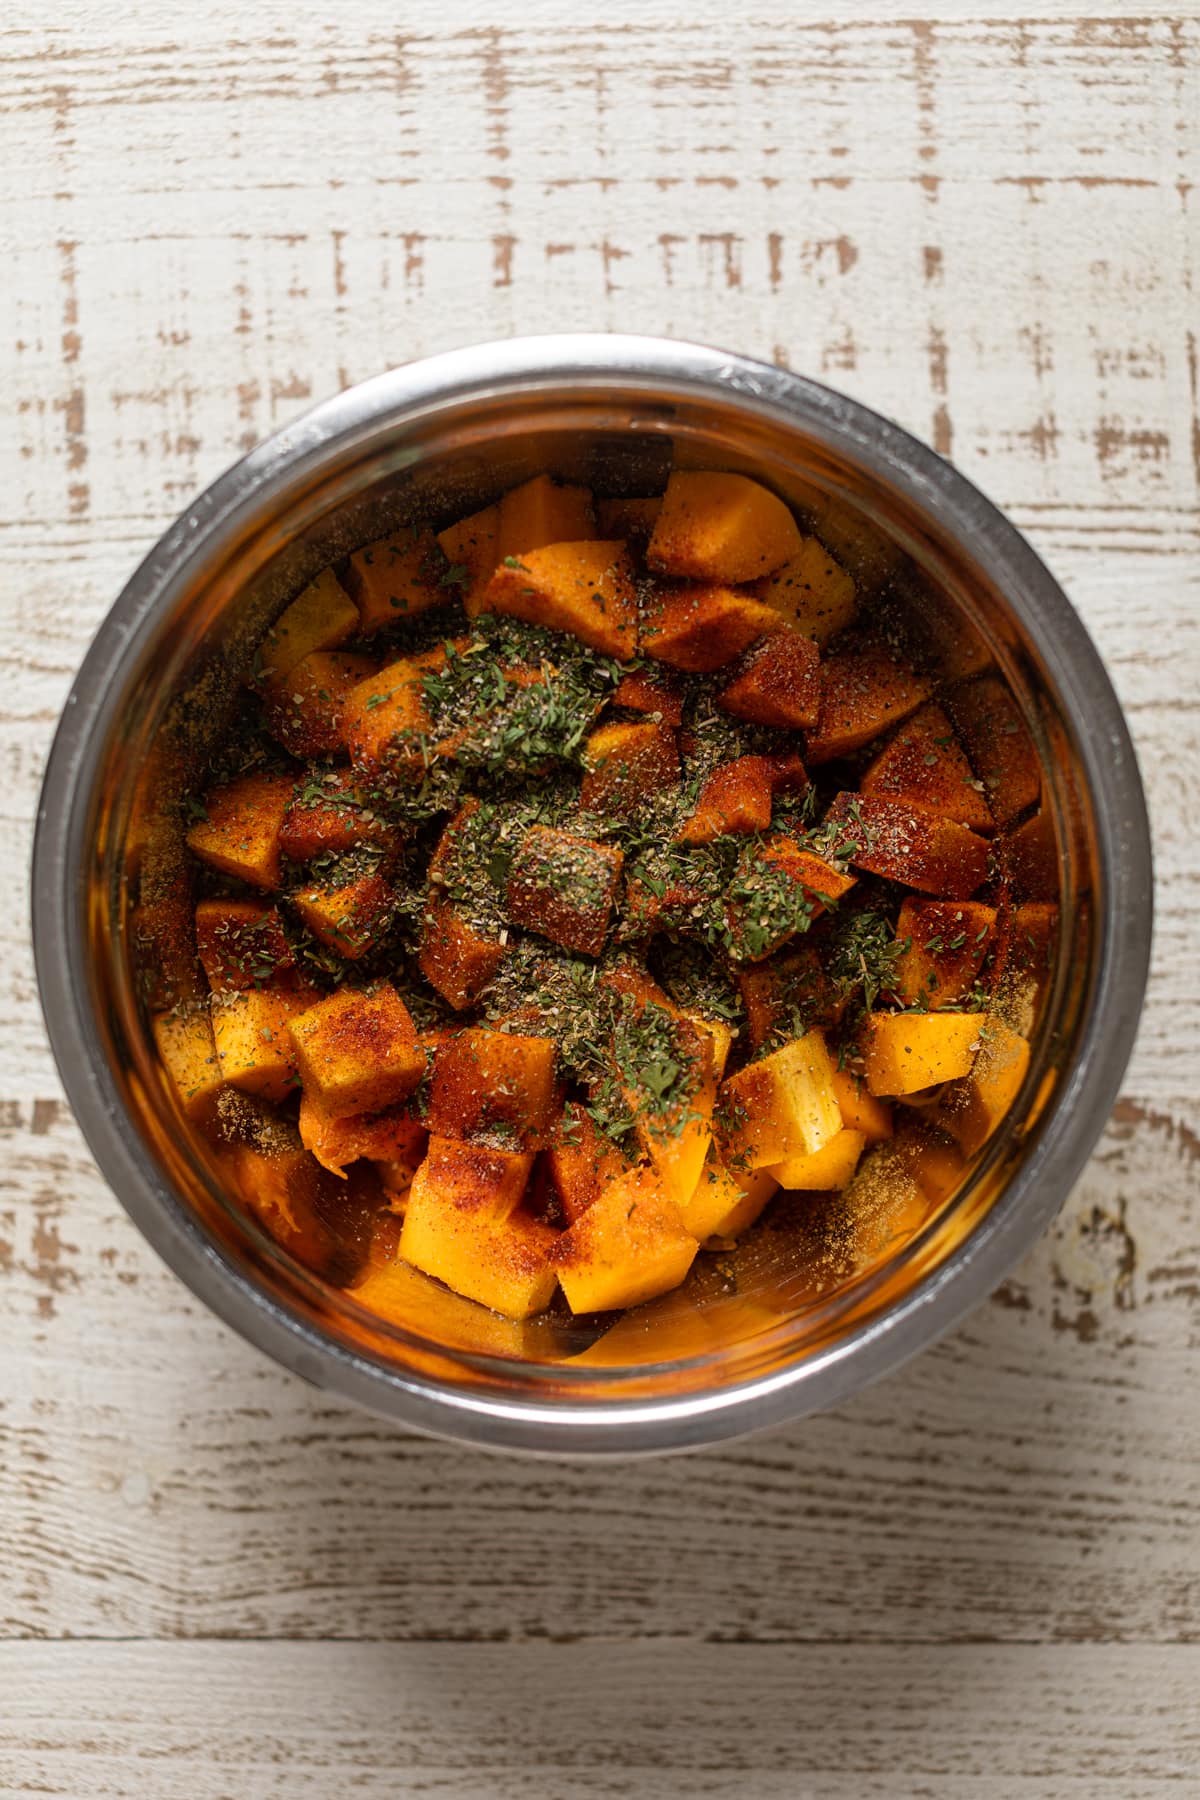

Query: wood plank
[3,1641,1198,1797]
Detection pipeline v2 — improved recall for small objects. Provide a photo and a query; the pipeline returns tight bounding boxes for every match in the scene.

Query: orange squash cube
[863,1010,985,1097]
[418,895,506,1011]
[768,1127,867,1192]
[226,1139,381,1282]
[860,701,994,832]
[580,719,680,817]
[261,650,379,758]
[640,583,780,672]
[737,944,842,1051]
[425,1027,561,1149]
[675,750,806,846]
[344,526,447,632]
[257,568,360,680]
[724,839,855,963]
[999,809,1058,903]
[212,983,314,1102]
[824,792,991,899]
[342,642,470,779]
[992,901,1058,1021]
[939,1020,1031,1155]
[718,1029,842,1169]
[547,1104,631,1224]
[647,470,803,583]
[610,664,685,725]
[946,677,1040,826]
[893,898,997,1007]
[293,865,392,960]
[506,825,623,957]
[495,474,595,564]
[288,982,425,1116]
[595,494,663,545]
[186,772,294,890]
[153,1005,223,1119]
[300,1095,427,1180]
[195,898,294,993]
[804,635,932,763]
[437,503,499,616]
[552,1165,698,1313]
[679,1155,778,1241]
[399,1136,555,1319]
[482,540,638,657]
[717,627,820,728]
[832,1068,893,1141]
[755,535,857,643]
[279,772,398,864]
[615,1007,717,1208]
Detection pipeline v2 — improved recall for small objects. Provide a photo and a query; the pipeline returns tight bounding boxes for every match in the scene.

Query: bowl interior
[61,354,1112,1425]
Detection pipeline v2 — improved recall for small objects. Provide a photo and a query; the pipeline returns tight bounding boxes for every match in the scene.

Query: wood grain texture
[1,4,1198,1793]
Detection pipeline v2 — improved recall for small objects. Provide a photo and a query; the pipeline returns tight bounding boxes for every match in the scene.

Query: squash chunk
[768,1127,867,1192]
[825,792,991,899]
[610,664,685,725]
[832,1068,893,1142]
[860,702,994,832]
[293,865,392,959]
[153,1006,223,1119]
[725,838,855,962]
[581,719,680,817]
[717,627,821,728]
[506,825,623,957]
[680,1156,778,1241]
[804,636,932,763]
[419,896,506,1011]
[195,898,294,992]
[425,1027,561,1149]
[482,541,637,657]
[547,1103,631,1224]
[261,650,378,759]
[863,1011,985,1097]
[718,1029,842,1169]
[640,583,780,672]
[755,535,857,643]
[279,772,398,864]
[647,470,803,583]
[999,809,1058,903]
[399,1138,555,1319]
[344,527,447,633]
[495,474,595,563]
[946,676,1040,826]
[288,983,424,1116]
[342,642,470,779]
[615,1007,717,1208]
[737,945,842,1051]
[300,1096,427,1180]
[939,1021,1031,1155]
[226,1139,381,1284]
[992,901,1058,1021]
[187,772,294,890]
[437,503,499,617]
[676,751,806,846]
[257,568,360,680]
[212,984,314,1102]
[595,494,662,545]
[893,898,997,1007]
[552,1166,699,1314]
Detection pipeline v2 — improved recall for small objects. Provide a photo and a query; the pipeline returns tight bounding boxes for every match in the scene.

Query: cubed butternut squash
[640,583,780,672]
[299,1096,427,1181]
[610,664,684,725]
[768,1127,866,1192]
[804,635,932,763]
[418,895,507,1012]
[292,865,393,960]
[342,642,470,779]
[647,470,803,583]
[399,1138,556,1319]
[945,676,1040,826]
[481,541,638,657]
[716,626,821,729]
[580,719,680,817]
[257,569,360,680]
[824,793,991,899]
[755,535,857,643]
[424,1027,561,1149]
[261,650,379,759]
[344,527,448,632]
[186,772,294,890]
[288,982,425,1116]
[938,1020,1031,1155]
[679,1155,778,1241]
[495,474,595,564]
[999,810,1059,903]
[212,983,314,1102]
[717,1029,842,1169]
[724,838,856,962]
[437,503,499,616]
[547,1103,631,1225]
[737,945,841,1052]
[892,898,997,1007]
[153,1005,223,1119]
[860,701,994,832]
[675,750,806,845]
[863,1010,985,1097]
[506,825,623,957]
[225,1139,378,1282]
[278,772,398,864]
[832,1068,893,1141]
[195,898,294,993]
[551,1165,698,1313]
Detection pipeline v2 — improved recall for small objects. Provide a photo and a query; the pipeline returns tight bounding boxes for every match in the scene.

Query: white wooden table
[3,5,1198,1793]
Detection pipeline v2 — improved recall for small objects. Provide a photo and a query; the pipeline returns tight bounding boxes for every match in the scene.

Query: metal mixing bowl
[32,335,1152,1455]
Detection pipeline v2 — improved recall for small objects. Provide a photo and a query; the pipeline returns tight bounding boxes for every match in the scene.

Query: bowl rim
[31,333,1153,1456]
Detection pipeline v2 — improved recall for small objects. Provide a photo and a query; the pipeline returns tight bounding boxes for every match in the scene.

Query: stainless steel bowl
[32,335,1152,1455]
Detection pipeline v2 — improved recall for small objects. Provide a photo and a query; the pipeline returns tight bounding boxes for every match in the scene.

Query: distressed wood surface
[1,4,1197,1794]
